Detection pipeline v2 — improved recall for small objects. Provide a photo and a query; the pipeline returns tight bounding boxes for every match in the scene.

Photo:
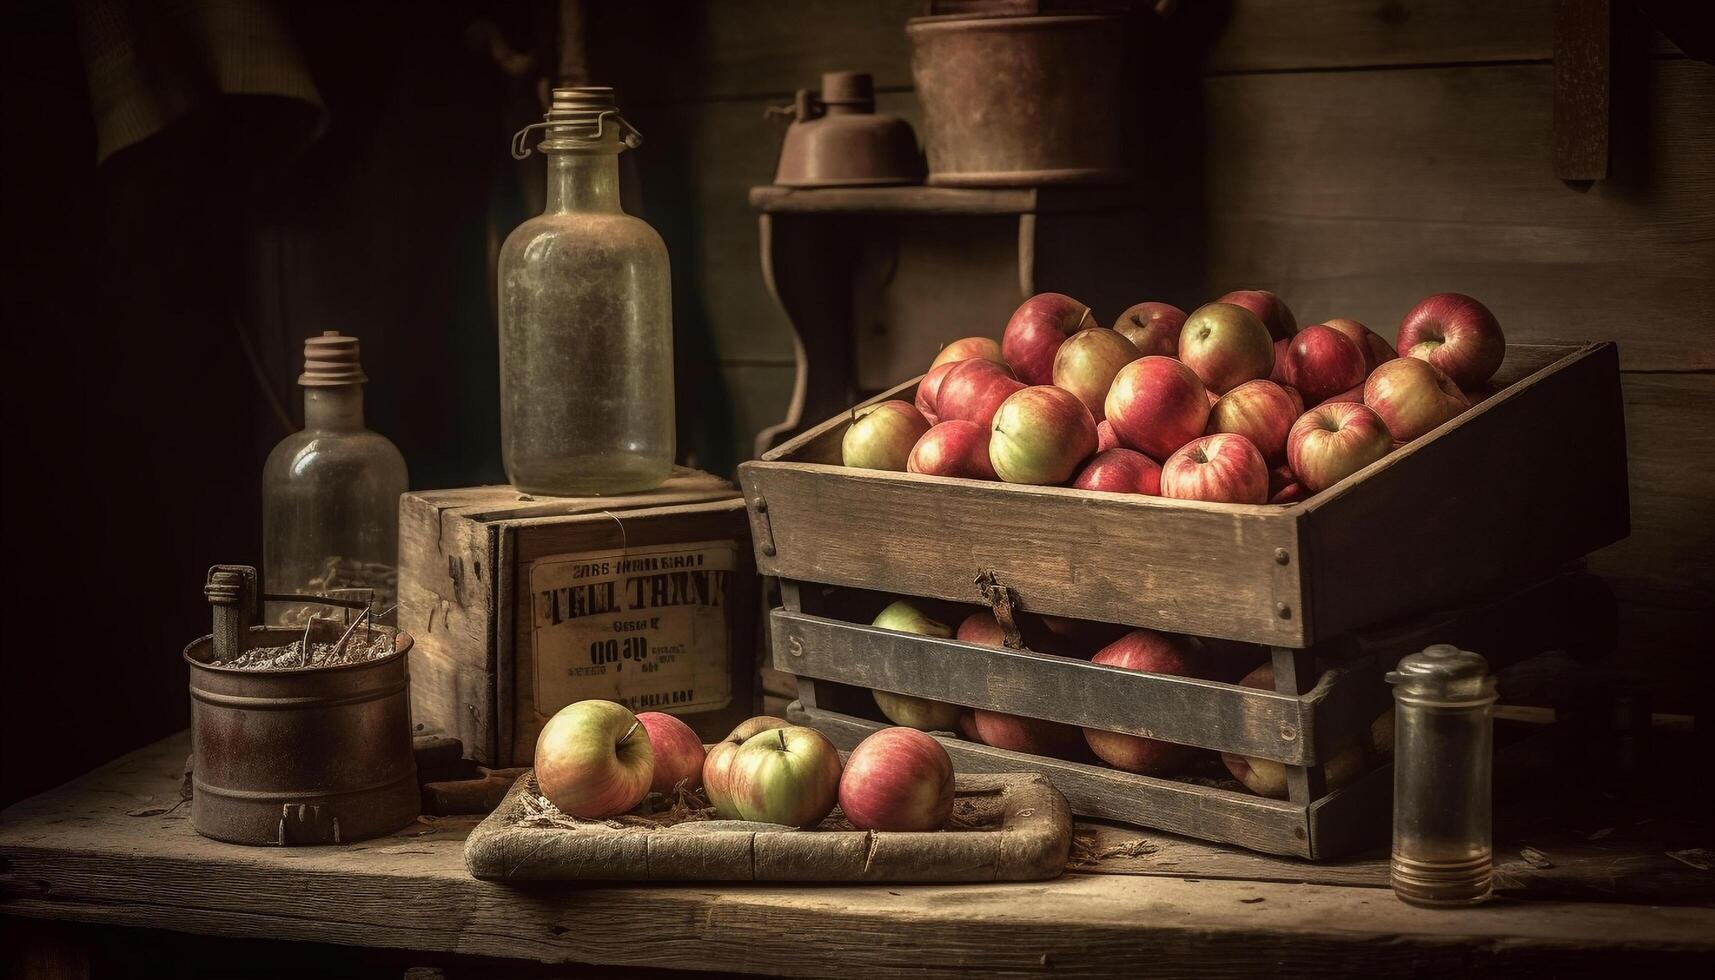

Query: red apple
[704,715,790,818]
[1268,338,1290,384]
[929,336,1007,372]
[1096,419,1120,452]
[637,711,706,796]
[1052,327,1141,420]
[908,420,998,480]
[1281,324,1369,405]
[1222,663,1395,798]
[967,710,1089,759]
[1071,447,1162,495]
[935,358,1027,429]
[1113,301,1187,357]
[1322,317,1395,372]
[1082,630,1205,774]
[1363,356,1470,443]
[1002,292,1095,385]
[729,725,843,828]
[1287,401,1394,493]
[842,400,930,471]
[1318,384,1365,406]
[1267,463,1307,504]
[1205,379,1301,465]
[1216,289,1297,341]
[1104,356,1210,462]
[1178,302,1275,394]
[1160,433,1269,504]
[534,700,654,819]
[1397,292,1505,389]
[915,360,958,424]
[956,610,1008,647]
[838,727,955,832]
[989,386,1098,485]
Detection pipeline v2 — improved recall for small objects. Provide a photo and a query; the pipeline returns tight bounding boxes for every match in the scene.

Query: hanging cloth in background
[74,0,325,163]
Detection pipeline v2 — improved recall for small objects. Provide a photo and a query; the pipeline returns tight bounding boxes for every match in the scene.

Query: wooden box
[737,343,1628,858]
[400,469,759,767]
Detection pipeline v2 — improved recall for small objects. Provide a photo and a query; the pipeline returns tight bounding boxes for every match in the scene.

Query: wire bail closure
[511,109,643,160]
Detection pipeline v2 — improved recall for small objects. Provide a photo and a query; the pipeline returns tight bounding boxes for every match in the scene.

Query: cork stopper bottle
[261,332,409,623]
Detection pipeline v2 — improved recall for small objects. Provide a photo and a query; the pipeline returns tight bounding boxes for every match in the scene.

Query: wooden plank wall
[591,1,1713,708]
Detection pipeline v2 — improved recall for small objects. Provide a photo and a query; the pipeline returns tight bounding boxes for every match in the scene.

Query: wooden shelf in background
[749,183,1147,215]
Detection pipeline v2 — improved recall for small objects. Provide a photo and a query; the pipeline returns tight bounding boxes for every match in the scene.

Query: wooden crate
[737,343,1628,858]
[399,469,760,766]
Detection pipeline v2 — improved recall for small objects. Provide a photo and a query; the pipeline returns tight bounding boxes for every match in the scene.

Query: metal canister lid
[298,331,367,387]
[1387,644,1496,707]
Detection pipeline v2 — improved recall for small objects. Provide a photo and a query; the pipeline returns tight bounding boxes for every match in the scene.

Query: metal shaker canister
[1386,644,1497,907]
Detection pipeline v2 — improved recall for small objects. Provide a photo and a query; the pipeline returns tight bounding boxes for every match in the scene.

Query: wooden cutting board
[464,770,1072,883]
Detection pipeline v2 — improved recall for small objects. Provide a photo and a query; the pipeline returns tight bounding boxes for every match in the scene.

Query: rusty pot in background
[184,565,419,846]
[907,12,1130,186]
[773,71,923,187]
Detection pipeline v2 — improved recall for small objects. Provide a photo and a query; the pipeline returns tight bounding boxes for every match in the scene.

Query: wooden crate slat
[795,703,1315,859]
[773,610,1318,764]
[742,465,1306,646]
[1303,342,1628,640]
[1306,765,1394,860]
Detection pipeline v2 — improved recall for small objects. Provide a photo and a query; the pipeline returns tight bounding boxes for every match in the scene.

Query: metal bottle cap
[298,331,367,387]
[511,86,642,159]
[1386,644,1496,706]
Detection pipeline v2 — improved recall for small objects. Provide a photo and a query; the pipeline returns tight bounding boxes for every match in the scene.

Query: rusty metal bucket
[183,566,419,846]
[907,13,1130,186]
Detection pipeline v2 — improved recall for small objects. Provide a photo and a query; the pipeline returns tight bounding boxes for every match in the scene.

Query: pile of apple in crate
[741,288,1629,859]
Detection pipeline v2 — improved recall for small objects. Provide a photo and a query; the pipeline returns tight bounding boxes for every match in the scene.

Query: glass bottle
[262,331,409,624]
[500,86,674,496]
[1386,644,1496,907]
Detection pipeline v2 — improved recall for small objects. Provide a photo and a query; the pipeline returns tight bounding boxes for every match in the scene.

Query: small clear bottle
[262,332,408,623]
[1387,644,1497,907]
[500,86,674,496]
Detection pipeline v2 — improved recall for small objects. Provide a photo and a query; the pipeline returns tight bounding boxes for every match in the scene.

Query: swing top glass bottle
[500,87,674,496]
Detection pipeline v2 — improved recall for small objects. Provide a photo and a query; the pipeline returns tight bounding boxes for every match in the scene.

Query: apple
[915,360,958,425]
[1281,324,1369,405]
[967,710,1089,759]
[989,386,1098,485]
[1205,379,1301,465]
[534,700,654,819]
[873,690,964,732]
[838,727,955,831]
[1095,419,1120,452]
[1104,356,1210,462]
[929,336,1007,372]
[1052,327,1141,420]
[1216,289,1297,341]
[871,601,962,729]
[1160,433,1269,504]
[1002,292,1095,385]
[842,400,931,471]
[636,711,706,796]
[935,358,1027,429]
[1396,292,1505,388]
[1178,302,1275,395]
[1287,401,1394,493]
[1322,317,1395,372]
[1071,447,1162,495]
[1113,301,1187,357]
[908,420,998,480]
[1221,663,1396,798]
[728,725,844,828]
[1267,463,1307,504]
[1268,338,1290,384]
[1363,356,1470,443]
[1318,384,1365,406]
[703,715,790,818]
[1082,630,1206,774]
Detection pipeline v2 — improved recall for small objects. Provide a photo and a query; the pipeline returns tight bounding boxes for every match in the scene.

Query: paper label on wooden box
[529,540,736,718]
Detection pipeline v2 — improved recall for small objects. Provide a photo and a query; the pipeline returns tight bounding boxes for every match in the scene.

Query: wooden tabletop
[3,733,1712,978]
